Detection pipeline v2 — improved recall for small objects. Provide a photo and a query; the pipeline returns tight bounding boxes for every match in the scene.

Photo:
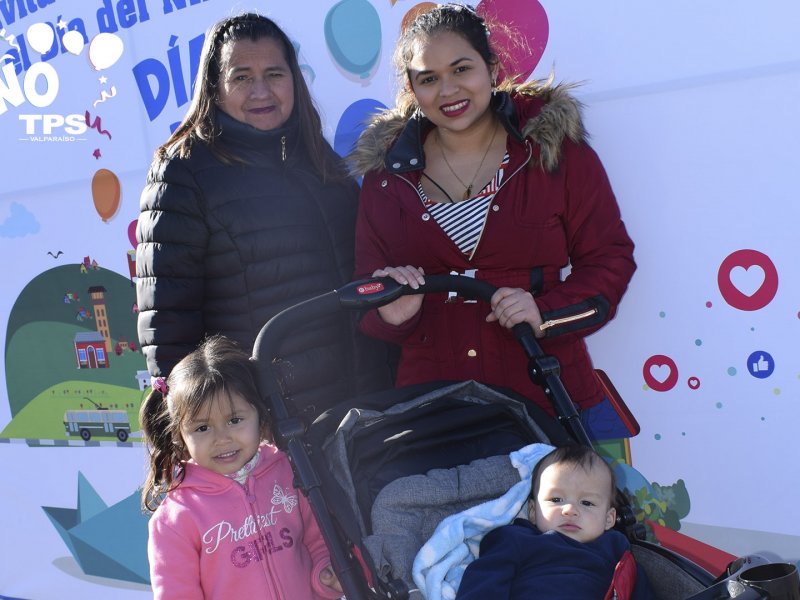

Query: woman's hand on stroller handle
[369,266,426,325]
[339,274,538,342]
[255,274,541,370]
[340,273,493,309]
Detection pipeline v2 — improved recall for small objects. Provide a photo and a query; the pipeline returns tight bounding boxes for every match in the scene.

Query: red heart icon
[643,355,678,392]
[717,249,778,311]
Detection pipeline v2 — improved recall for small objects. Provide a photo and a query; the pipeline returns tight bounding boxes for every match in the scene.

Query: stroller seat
[363,447,756,600]
[343,441,722,600]
[317,380,559,598]
[370,444,553,600]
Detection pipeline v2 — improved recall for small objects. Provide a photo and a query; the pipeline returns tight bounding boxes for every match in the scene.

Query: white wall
[1,1,797,597]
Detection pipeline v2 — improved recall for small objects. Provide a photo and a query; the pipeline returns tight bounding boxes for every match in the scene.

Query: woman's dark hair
[392,4,501,116]
[154,12,346,181]
[139,335,270,513]
[531,445,618,505]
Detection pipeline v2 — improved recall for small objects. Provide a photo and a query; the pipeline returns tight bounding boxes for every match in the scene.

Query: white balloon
[26,22,55,55]
[88,32,124,71]
[62,30,85,56]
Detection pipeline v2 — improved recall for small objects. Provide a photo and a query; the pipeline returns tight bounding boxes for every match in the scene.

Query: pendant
[463,185,472,201]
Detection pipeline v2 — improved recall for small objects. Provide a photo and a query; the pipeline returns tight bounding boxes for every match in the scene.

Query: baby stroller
[253,274,794,600]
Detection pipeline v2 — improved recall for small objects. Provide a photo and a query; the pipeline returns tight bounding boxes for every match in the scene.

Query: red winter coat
[349,83,635,414]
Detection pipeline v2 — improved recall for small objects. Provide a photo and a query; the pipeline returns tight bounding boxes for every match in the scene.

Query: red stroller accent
[253,274,793,600]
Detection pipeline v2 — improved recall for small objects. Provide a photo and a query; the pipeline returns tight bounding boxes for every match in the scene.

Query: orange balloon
[91,168,121,222]
[401,2,437,33]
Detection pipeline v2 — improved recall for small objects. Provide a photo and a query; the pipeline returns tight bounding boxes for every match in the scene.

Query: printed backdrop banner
[1,1,798,597]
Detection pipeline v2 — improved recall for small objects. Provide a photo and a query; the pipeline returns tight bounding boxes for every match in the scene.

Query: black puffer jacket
[136,111,389,416]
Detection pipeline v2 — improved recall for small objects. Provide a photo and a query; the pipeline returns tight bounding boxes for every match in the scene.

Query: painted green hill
[5,264,144,416]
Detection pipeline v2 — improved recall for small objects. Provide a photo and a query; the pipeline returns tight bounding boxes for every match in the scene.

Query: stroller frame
[253,274,783,600]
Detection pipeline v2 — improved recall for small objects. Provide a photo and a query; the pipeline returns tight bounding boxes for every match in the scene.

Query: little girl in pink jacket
[139,335,341,600]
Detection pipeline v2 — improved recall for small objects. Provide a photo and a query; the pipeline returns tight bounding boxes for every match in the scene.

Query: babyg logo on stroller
[357,282,385,294]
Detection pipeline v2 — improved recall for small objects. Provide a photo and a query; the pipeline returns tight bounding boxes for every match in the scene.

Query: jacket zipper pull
[281,135,286,162]
[539,307,599,332]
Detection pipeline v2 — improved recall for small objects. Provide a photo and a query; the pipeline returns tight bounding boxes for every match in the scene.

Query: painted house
[73,332,109,369]
[135,370,150,391]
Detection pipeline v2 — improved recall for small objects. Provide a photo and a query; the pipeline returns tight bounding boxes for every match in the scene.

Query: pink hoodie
[148,444,341,599]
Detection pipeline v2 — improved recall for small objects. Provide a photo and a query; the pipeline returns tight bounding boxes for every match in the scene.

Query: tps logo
[19,114,88,140]
[1,58,87,142]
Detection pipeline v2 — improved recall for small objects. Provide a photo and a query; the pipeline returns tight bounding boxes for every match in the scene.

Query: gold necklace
[437,123,499,201]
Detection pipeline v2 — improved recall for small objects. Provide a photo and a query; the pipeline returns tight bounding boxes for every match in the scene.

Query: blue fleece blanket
[411,443,554,600]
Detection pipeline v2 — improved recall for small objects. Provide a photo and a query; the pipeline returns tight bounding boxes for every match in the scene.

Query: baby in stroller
[455,444,653,599]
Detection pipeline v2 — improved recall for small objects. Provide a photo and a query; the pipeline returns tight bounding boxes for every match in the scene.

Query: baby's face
[529,462,616,543]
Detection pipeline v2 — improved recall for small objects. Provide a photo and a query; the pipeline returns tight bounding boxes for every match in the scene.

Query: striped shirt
[419,153,510,259]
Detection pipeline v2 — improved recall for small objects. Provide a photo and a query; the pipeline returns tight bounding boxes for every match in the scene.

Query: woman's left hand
[486,287,545,338]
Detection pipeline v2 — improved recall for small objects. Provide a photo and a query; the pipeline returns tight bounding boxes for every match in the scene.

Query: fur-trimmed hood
[347,80,586,177]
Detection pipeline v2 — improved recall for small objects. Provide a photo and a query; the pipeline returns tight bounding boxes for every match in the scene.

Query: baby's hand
[320,565,343,594]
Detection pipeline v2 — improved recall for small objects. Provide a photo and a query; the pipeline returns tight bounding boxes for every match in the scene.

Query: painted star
[93,148,102,159]
[57,19,68,30]
[98,76,108,84]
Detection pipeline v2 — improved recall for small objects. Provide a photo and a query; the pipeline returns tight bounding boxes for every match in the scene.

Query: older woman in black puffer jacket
[136,13,389,417]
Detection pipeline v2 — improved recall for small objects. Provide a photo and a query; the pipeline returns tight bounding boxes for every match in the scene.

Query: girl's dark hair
[531,445,617,505]
[139,335,269,512]
[392,4,502,116]
[154,12,347,182]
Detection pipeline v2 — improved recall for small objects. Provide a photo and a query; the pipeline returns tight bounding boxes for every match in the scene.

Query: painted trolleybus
[64,406,131,442]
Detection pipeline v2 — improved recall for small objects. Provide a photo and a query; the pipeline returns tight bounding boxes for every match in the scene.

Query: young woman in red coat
[348,4,635,427]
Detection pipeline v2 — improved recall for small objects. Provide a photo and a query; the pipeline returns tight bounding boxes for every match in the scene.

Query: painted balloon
[478,0,549,82]
[62,30,85,55]
[334,98,387,158]
[127,219,138,249]
[401,2,437,33]
[92,168,121,222]
[88,32,124,70]
[324,0,381,79]
[26,22,55,55]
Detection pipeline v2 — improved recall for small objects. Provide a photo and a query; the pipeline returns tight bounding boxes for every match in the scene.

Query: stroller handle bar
[253,274,534,370]
[252,274,590,445]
